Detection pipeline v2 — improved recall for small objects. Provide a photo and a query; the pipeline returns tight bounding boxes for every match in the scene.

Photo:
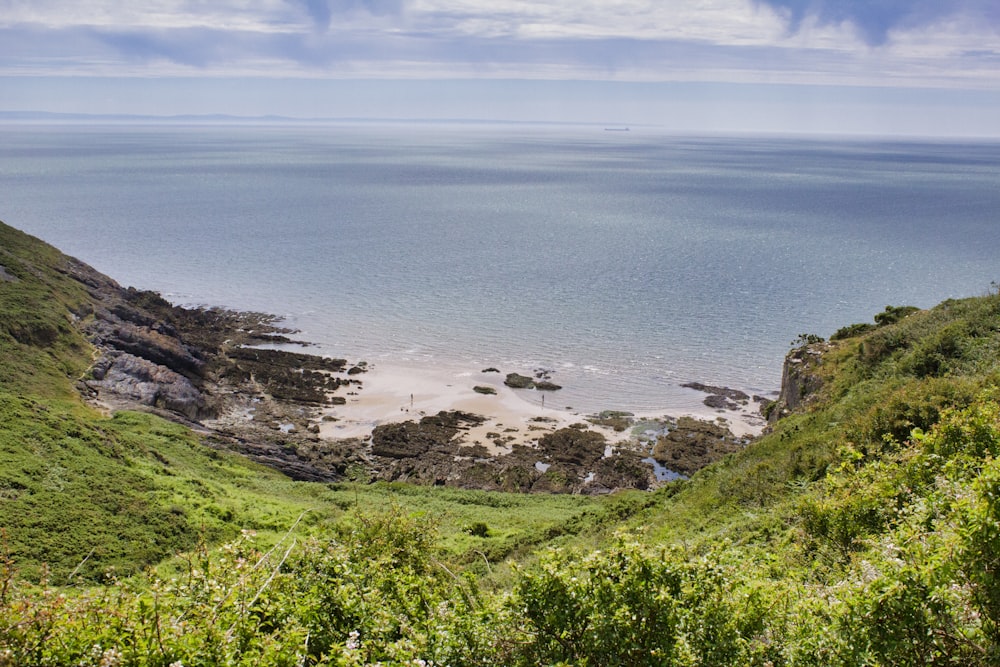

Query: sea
[2,123,998,414]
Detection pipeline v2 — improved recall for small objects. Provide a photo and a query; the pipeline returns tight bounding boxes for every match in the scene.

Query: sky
[1,0,999,135]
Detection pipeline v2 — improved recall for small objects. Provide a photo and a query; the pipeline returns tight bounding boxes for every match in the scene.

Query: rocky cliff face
[768,343,828,423]
[52,253,354,430]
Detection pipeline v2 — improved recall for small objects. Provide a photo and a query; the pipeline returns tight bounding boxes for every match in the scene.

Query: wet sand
[318,362,767,449]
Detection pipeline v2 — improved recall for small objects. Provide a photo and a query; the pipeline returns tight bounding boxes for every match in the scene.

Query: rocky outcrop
[0,264,18,282]
[222,347,347,404]
[371,411,485,459]
[538,427,605,466]
[504,373,535,389]
[681,382,750,410]
[366,417,654,493]
[87,352,210,421]
[86,317,205,379]
[768,343,827,423]
[651,417,745,476]
[503,372,562,392]
[56,250,358,428]
[586,451,652,494]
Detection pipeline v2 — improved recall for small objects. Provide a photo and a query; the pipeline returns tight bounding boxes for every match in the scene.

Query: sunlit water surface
[3,125,998,413]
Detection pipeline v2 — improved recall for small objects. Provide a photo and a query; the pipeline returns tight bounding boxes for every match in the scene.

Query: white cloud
[0,0,997,92]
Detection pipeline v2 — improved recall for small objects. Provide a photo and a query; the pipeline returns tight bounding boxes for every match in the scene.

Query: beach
[318,361,768,453]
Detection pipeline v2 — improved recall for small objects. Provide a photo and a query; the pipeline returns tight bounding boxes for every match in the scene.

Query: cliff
[768,341,828,422]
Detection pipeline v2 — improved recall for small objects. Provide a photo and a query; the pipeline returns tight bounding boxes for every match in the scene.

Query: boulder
[504,373,535,389]
[588,451,653,492]
[651,417,743,476]
[371,411,484,459]
[538,428,606,467]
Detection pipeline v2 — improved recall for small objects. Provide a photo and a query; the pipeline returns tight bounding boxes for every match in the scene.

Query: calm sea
[2,124,998,413]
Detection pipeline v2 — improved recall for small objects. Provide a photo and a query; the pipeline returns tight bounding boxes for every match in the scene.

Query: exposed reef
[650,416,748,476]
[367,413,654,494]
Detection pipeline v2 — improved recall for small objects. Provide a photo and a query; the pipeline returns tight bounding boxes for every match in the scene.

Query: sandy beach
[318,362,767,451]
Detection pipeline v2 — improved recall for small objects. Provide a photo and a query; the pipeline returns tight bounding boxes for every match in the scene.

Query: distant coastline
[0,110,644,129]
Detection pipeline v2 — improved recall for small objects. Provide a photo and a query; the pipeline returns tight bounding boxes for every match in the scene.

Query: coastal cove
[0,220,758,492]
[3,124,999,417]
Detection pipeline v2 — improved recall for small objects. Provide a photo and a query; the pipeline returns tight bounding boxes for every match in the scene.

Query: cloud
[0,0,997,92]
[757,0,1000,45]
[286,0,407,30]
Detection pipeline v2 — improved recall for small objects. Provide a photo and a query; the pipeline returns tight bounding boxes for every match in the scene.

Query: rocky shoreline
[66,255,767,493]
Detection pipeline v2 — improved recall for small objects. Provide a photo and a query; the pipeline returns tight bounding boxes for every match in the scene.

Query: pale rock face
[88,352,209,421]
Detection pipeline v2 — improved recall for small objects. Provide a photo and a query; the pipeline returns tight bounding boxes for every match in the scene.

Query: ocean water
[2,124,999,414]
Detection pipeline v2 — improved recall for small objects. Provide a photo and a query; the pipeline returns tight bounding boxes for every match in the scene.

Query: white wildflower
[98,648,122,667]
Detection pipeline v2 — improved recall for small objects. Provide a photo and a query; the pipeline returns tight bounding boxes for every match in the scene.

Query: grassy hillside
[3,219,1000,664]
[0,221,606,583]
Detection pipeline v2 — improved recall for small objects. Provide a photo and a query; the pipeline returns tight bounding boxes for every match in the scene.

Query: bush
[508,542,780,666]
[874,305,920,326]
[830,322,876,341]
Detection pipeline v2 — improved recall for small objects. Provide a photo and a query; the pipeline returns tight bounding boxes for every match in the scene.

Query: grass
[0,220,609,584]
[1,390,609,583]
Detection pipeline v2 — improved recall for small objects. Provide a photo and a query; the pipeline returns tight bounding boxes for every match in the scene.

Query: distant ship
[604,127,630,132]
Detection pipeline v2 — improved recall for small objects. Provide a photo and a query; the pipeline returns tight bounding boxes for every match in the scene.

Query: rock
[0,265,19,282]
[769,344,826,423]
[587,451,653,492]
[703,394,738,410]
[651,417,744,476]
[530,466,575,494]
[371,411,485,459]
[473,385,497,395]
[587,413,633,432]
[458,443,490,458]
[504,373,535,389]
[86,317,205,378]
[223,347,347,404]
[681,382,750,402]
[87,352,210,421]
[481,367,500,373]
[538,428,606,467]
[534,381,562,391]
[347,366,365,375]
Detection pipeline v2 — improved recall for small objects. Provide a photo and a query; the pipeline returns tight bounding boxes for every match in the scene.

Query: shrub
[830,322,876,341]
[874,305,920,327]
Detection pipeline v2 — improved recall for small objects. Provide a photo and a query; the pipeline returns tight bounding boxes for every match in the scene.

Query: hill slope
[0,221,606,583]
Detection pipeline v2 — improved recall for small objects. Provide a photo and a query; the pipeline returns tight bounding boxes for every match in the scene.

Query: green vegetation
[830,303,921,341]
[4,220,1000,664]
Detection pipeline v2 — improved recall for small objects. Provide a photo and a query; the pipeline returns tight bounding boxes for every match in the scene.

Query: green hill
[0,221,606,582]
[2,218,1000,664]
